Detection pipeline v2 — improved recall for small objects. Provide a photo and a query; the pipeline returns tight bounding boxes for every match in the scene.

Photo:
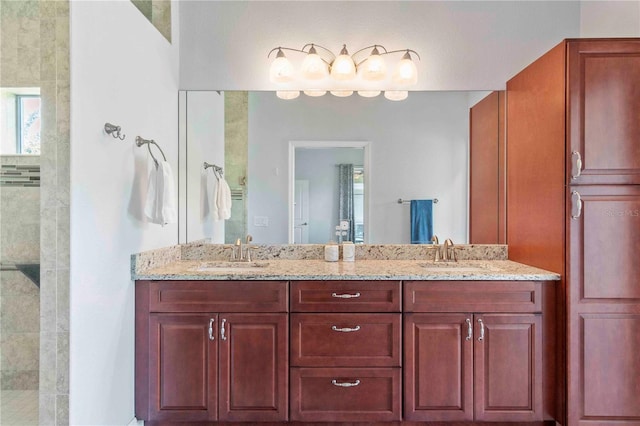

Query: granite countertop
[133,259,560,281]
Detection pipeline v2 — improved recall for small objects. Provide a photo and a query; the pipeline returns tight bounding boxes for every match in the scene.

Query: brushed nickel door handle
[478,318,485,341]
[220,318,227,341]
[332,379,360,387]
[571,191,583,219]
[571,151,582,180]
[465,318,472,341]
[208,318,215,341]
[331,292,361,299]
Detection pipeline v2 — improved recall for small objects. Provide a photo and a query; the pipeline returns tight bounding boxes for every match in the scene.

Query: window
[16,95,41,155]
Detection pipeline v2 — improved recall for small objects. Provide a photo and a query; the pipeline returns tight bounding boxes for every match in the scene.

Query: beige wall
[0,0,70,424]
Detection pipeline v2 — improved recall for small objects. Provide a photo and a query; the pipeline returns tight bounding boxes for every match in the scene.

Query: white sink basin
[195,261,270,272]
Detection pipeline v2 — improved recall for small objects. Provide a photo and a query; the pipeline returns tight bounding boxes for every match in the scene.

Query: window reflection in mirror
[1,88,41,155]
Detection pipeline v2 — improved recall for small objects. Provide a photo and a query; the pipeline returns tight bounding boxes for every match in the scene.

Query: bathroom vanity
[133,245,560,425]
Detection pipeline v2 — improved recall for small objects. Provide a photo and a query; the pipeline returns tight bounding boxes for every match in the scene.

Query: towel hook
[104,123,125,140]
[136,136,167,167]
[204,162,224,179]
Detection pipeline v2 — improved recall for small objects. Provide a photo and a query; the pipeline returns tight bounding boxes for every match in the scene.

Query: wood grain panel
[291,313,401,367]
[290,367,401,422]
[470,91,501,244]
[404,281,542,313]
[218,313,288,421]
[403,314,473,421]
[568,39,640,185]
[148,280,288,312]
[474,314,542,422]
[290,280,401,312]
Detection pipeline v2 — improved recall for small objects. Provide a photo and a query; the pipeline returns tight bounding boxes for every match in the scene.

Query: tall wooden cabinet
[507,38,640,426]
[469,91,507,244]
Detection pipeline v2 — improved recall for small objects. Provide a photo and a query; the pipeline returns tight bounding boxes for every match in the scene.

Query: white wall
[580,0,640,37]
[184,91,225,243]
[248,91,469,244]
[179,1,581,91]
[69,1,180,424]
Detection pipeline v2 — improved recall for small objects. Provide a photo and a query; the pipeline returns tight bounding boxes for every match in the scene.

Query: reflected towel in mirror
[410,199,433,244]
[208,169,232,221]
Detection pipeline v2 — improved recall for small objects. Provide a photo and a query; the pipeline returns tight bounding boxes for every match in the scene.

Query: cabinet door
[568,40,640,185]
[148,314,217,422]
[474,314,542,422]
[404,313,473,421]
[218,313,288,421]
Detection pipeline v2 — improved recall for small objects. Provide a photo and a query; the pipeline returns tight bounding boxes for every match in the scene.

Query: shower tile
[1,370,39,390]
[56,206,69,268]
[40,1,56,18]
[55,17,68,50]
[40,210,56,269]
[56,394,68,425]
[1,390,39,425]
[55,332,68,394]
[56,1,69,18]
[0,18,18,49]
[1,293,40,333]
[56,47,69,82]
[18,17,40,49]
[39,269,56,335]
[39,392,55,425]
[39,333,55,393]
[0,333,39,371]
[56,269,68,333]
[1,271,39,298]
[0,44,18,85]
[16,47,40,85]
[55,142,70,207]
[56,81,70,139]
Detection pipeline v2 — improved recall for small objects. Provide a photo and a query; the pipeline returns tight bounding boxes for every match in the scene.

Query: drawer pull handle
[465,318,472,341]
[332,379,360,387]
[331,292,361,299]
[571,151,582,180]
[478,318,485,341]
[331,325,361,332]
[208,318,215,341]
[220,318,227,341]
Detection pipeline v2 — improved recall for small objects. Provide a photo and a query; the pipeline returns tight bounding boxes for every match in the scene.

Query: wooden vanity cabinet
[404,281,544,423]
[289,280,402,422]
[135,280,288,423]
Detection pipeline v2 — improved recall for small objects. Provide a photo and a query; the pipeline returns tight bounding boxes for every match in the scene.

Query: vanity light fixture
[267,43,420,100]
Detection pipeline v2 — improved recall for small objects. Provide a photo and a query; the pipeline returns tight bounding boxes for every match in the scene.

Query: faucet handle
[245,234,253,244]
[246,246,259,262]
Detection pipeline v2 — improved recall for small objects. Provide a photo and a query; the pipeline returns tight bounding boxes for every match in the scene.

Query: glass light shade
[392,52,418,86]
[330,90,354,97]
[270,53,294,83]
[358,90,381,98]
[384,90,408,101]
[276,90,300,100]
[304,90,327,97]
[360,52,386,81]
[330,46,356,81]
[301,50,328,80]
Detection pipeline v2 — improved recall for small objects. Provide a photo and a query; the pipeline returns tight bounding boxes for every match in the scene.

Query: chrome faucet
[430,235,441,262]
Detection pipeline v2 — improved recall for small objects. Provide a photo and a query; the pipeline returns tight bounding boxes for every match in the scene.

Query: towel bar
[398,198,438,204]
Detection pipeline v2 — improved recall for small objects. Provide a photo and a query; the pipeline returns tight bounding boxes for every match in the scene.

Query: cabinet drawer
[291,280,401,312]
[404,281,542,313]
[147,281,288,312]
[291,313,401,367]
[290,367,401,422]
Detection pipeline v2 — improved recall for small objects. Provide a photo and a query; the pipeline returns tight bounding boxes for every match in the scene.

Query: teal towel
[410,200,433,244]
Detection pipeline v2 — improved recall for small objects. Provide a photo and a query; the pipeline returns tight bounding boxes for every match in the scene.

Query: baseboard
[128,417,144,426]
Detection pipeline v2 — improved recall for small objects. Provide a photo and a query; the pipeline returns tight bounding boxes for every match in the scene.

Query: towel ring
[136,136,167,167]
[204,162,224,179]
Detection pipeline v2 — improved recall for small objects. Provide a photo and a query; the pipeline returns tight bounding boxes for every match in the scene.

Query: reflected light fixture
[276,90,300,100]
[268,44,420,100]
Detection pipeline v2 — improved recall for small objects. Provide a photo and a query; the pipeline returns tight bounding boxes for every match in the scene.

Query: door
[294,179,309,243]
[567,40,640,185]
[148,314,217,422]
[474,314,542,422]
[567,185,640,424]
[404,313,473,421]
[218,313,288,421]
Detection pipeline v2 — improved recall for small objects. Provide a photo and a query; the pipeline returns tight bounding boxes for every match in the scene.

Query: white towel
[145,161,177,225]
[216,176,232,220]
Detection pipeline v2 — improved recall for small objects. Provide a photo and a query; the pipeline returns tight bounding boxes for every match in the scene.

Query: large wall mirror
[179,90,491,245]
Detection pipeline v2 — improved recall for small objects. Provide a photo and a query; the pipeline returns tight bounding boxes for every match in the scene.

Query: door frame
[288,141,371,244]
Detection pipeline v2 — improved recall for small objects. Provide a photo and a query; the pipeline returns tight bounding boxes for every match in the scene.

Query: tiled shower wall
[224,91,248,243]
[1,156,40,393]
[0,0,70,424]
